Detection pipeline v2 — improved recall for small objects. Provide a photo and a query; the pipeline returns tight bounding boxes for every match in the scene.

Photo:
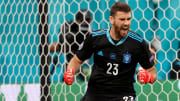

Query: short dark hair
[75,9,91,23]
[110,2,131,16]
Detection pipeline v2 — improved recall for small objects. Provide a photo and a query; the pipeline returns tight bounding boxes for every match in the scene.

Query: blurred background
[0,0,180,101]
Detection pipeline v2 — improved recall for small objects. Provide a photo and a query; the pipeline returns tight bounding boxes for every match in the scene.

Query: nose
[124,20,129,25]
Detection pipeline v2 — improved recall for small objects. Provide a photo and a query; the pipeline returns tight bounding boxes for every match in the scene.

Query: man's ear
[109,16,114,25]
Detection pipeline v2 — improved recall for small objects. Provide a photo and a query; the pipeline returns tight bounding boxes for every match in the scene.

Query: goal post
[38,0,51,101]
[0,0,180,101]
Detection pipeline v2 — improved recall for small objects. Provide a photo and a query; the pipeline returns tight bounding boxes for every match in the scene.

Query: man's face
[111,11,131,38]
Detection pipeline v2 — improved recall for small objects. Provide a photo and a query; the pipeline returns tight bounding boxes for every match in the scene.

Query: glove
[138,67,154,84]
[64,68,75,85]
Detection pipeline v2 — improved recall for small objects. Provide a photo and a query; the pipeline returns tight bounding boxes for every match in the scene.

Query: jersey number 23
[106,63,119,76]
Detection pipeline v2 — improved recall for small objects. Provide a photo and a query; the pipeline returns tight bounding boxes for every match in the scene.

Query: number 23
[106,63,118,76]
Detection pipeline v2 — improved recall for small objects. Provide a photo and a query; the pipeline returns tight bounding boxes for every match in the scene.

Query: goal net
[0,0,180,101]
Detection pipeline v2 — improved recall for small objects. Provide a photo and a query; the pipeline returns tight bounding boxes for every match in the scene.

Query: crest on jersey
[123,52,131,63]
[110,52,116,59]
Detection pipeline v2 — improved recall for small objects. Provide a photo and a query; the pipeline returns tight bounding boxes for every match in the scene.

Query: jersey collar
[106,28,128,46]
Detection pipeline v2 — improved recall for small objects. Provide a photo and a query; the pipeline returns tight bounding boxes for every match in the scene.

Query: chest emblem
[123,52,131,63]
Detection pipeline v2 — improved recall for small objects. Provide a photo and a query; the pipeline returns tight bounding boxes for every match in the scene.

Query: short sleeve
[138,40,155,69]
[76,35,94,61]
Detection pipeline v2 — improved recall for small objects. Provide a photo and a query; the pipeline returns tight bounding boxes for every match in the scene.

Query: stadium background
[0,0,180,101]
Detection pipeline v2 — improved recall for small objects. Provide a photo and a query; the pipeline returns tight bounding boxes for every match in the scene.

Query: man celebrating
[64,1,157,101]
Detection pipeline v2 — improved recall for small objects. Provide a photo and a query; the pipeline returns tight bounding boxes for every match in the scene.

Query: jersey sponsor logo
[110,52,116,59]
[123,52,131,63]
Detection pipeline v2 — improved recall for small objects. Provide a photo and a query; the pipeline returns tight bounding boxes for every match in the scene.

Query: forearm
[147,66,157,82]
[67,55,83,72]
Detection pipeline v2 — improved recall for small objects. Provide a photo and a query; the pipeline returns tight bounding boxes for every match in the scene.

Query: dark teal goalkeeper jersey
[76,28,154,97]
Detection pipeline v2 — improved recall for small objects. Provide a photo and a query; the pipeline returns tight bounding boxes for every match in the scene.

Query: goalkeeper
[64,1,157,101]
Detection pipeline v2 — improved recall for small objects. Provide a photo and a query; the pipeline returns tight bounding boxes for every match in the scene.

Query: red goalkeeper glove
[138,67,154,84]
[64,68,75,85]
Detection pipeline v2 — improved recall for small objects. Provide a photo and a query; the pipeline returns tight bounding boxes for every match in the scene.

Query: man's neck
[109,27,122,41]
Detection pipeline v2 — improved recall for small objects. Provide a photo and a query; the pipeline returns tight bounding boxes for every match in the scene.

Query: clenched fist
[64,68,75,85]
[138,67,154,84]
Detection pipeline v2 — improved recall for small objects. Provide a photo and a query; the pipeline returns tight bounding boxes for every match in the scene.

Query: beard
[114,25,129,38]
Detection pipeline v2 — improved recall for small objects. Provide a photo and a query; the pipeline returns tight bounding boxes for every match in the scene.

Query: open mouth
[120,27,129,36]
[122,27,129,30]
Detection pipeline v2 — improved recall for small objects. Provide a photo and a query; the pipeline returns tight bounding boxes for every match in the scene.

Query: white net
[0,0,180,101]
